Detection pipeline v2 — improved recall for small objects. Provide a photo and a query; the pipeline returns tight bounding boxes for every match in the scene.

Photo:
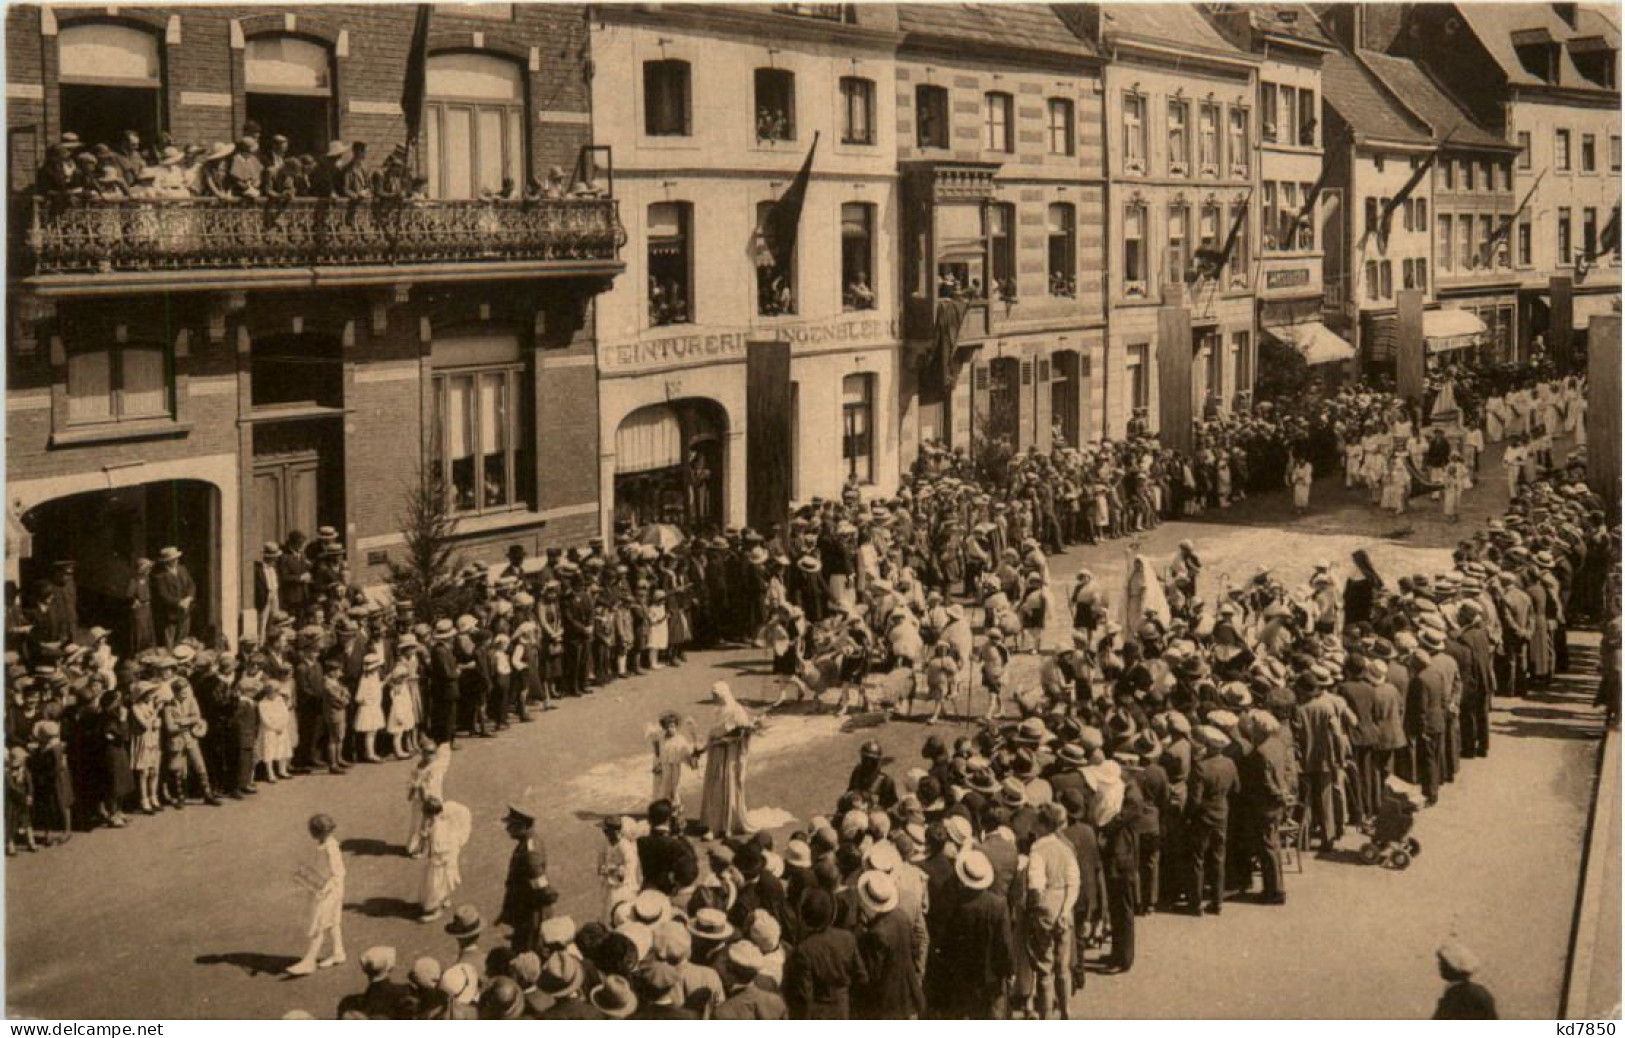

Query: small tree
[387,462,468,622]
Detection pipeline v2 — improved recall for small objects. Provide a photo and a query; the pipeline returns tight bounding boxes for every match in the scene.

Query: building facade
[588,3,901,527]
[1388,3,1621,357]
[1092,4,1259,436]
[8,3,620,644]
[892,4,1105,458]
[1320,44,1438,372]
[1210,4,1345,383]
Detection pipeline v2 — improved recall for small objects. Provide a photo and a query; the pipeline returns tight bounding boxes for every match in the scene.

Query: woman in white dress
[255,683,291,782]
[384,658,417,759]
[405,741,450,857]
[1566,383,1589,445]
[1485,394,1507,442]
[287,814,346,977]
[646,591,670,668]
[417,796,471,922]
[351,653,386,763]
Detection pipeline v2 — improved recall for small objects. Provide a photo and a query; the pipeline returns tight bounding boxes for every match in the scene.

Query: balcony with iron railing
[17,194,624,295]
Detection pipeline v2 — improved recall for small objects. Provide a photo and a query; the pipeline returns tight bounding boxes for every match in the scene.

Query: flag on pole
[1576,200,1620,281]
[1479,169,1545,267]
[1283,164,1331,247]
[1377,148,1438,245]
[762,132,819,273]
[1195,190,1251,281]
[401,5,433,158]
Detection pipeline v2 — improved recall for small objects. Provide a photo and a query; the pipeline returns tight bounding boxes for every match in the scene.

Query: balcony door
[58,22,164,150]
[254,453,319,549]
[424,52,525,199]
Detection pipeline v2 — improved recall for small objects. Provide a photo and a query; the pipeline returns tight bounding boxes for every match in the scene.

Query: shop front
[611,399,729,532]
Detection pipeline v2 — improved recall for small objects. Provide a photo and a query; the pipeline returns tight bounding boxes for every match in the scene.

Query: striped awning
[1267,321,1355,365]
[1423,308,1486,353]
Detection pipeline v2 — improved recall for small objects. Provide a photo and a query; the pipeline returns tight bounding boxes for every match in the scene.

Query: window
[1260,82,1278,142]
[1198,102,1219,172]
[1444,160,1456,191]
[1202,330,1223,406]
[65,343,170,425]
[841,374,875,483]
[1167,204,1191,283]
[1517,131,1533,170]
[1198,204,1220,272]
[1416,258,1427,293]
[916,85,949,149]
[1167,99,1190,173]
[1478,214,1494,267]
[1459,216,1474,270]
[988,203,1015,300]
[1438,214,1453,271]
[1558,208,1572,264]
[431,343,527,515]
[1229,201,1249,282]
[1478,160,1492,191]
[1584,207,1599,258]
[1298,181,1316,250]
[841,203,876,311]
[1365,196,1380,239]
[1262,181,1280,249]
[643,60,691,136]
[1612,135,1622,173]
[984,92,1013,152]
[1281,182,1299,247]
[1500,161,1512,192]
[1494,217,1512,268]
[1415,198,1427,232]
[1123,204,1148,294]
[1380,260,1393,298]
[1231,331,1251,409]
[1297,88,1316,146]
[1402,257,1426,292]
[1228,106,1249,174]
[1556,129,1572,171]
[840,76,874,145]
[1582,133,1598,173]
[1365,259,1381,301]
[756,200,797,316]
[1463,161,1475,192]
[1402,257,1416,291]
[1047,98,1075,156]
[1123,92,1147,171]
[755,69,795,142]
[1279,87,1297,149]
[648,202,693,326]
[424,53,525,200]
[1127,344,1150,411]
[245,36,334,160]
[1518,218,1532,266]
[1047,203,1075,297]
[58,23,163,151]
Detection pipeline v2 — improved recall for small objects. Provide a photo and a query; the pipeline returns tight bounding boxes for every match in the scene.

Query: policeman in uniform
[498,800,555,953]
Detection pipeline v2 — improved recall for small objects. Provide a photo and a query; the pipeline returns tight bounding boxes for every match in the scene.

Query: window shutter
[973,364,989,391]
[1021,359,1034,386]
[1038,358,1051,382]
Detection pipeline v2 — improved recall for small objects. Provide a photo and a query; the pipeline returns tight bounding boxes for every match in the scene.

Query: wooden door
[254,452,321,547]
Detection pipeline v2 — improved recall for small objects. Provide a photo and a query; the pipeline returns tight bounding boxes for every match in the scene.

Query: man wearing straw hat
[151,546,195,650]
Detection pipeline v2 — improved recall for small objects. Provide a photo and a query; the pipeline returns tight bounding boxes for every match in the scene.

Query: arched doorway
[613,399,728,534]
[20,480,220,651]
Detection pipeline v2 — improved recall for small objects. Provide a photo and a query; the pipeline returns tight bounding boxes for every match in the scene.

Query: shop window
[648,202,693,326]
[1123,92,1146,172]
[244,35,334,161]
[424,52,525,199]
[840,76,874,145]
[841,202,876,311]
[1123,203,1148,295]
[1047,98,1074,156]
[1582,133,1597,173]
[755,200,797,316]
[643,60,691,137]
[1517,131,1532,170]
[58,22,164,151]
[1555,129,1572,172]
[65,343,171,426]
[432,356,527,516]
[1167,99,1189,174]
[984,92,1013,153]
[916,85,949,149]
[988,203,1015,301]
[755,68,795,142]
[1198,102,1219,173]
[841,373,875,483]
[1047,203,1075,297]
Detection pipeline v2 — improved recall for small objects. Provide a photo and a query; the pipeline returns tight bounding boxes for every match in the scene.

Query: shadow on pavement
[340,837,398,858]
[194,951,299,978]
[349,896,422,921]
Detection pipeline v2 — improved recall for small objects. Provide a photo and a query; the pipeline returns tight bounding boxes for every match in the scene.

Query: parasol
[635,523,686,551]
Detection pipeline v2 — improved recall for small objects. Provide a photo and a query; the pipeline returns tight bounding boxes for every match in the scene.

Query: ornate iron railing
[22,196,623,275]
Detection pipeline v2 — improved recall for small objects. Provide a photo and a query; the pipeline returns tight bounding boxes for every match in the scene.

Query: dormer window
[1571,39,1618,89]
[1513,32,1561,83]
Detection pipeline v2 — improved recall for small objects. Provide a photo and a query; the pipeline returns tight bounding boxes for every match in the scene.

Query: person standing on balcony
[314,141,350,199]
[111,129,146,185]
[227,137,263,199]
[259,134,289,192]
[152,547,195,650]
[340,142,372,201]
[374,145,411,201]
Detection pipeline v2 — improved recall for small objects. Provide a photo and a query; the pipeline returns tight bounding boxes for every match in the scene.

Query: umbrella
[635,523,685,551]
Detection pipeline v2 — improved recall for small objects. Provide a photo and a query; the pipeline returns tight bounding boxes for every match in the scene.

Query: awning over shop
[1266,321,1356,365]
[615,403,683,474]
[1423,308,1486,353]
[1572,293,1621,330]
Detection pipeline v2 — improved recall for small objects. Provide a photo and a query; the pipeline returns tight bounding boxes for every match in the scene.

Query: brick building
[891,4,1106,456]
[587,3,903,526]
[7,3,621,645]
[1089,4,1259,439]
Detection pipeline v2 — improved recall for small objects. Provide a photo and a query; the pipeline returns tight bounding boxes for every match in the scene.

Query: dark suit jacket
[855,910,925,1020]
[151,566,196,621]
[1433,981,1497,1019]
[1187,754,1238,830]
[637,830,696,895]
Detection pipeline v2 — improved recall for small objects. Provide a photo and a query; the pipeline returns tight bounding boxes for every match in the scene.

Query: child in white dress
[352,653,386,763]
